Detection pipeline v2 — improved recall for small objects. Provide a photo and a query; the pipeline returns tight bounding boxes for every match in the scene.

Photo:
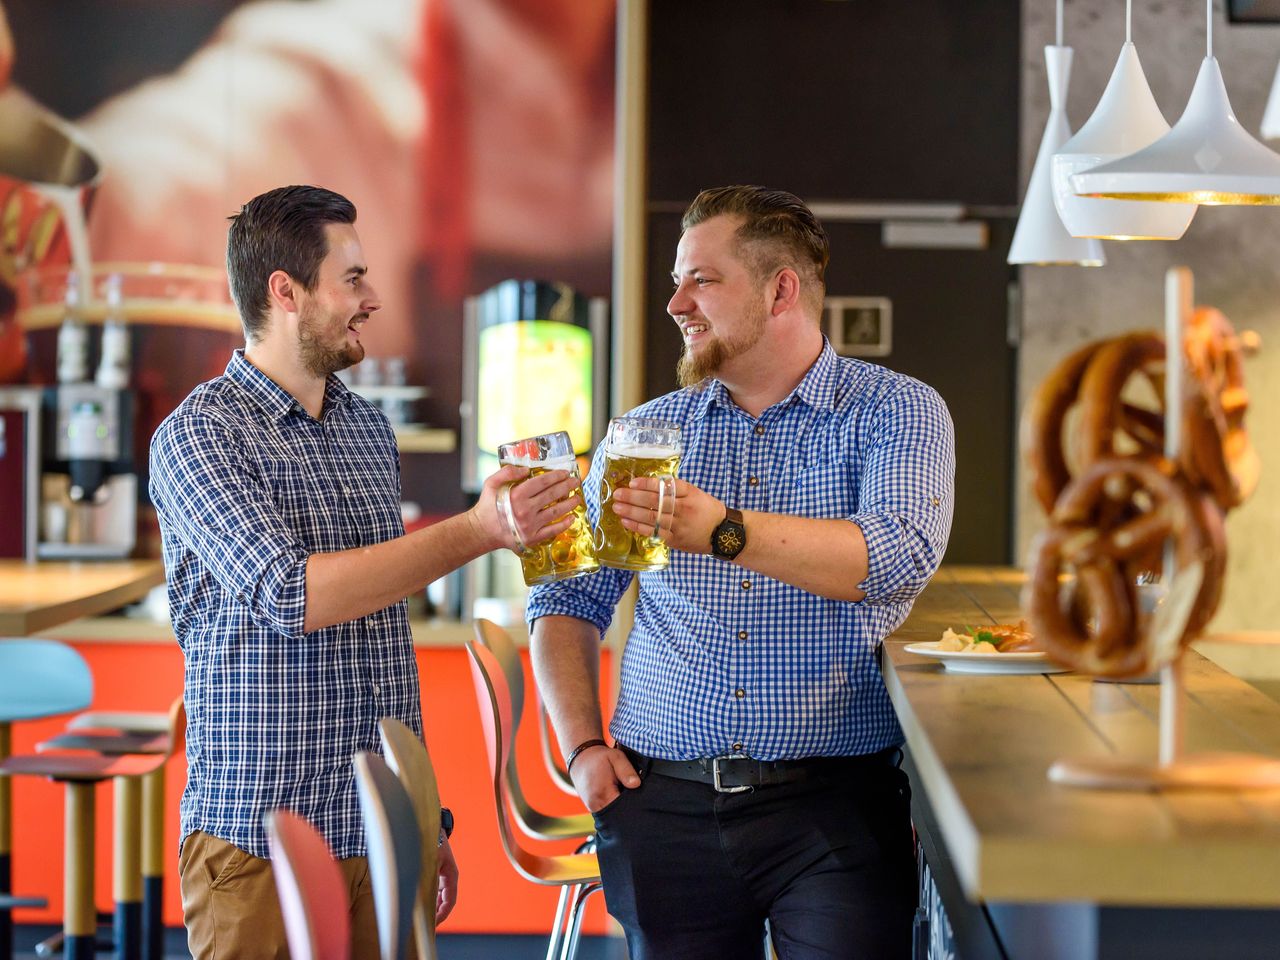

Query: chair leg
[0,721,11,960]
[65,781,97,960]
[140,766,166,960]
[543,882,576,960]
[560,881,602,960]
[113,776,142,960]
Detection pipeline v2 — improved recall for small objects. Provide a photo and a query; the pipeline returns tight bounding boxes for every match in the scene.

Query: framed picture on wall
[826,296,892,358]
[1227,0,1280,22]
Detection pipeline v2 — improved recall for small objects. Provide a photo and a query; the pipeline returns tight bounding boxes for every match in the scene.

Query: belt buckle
[712,753,752,794]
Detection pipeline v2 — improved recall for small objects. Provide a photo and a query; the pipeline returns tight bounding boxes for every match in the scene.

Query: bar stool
[354,752,421,960]
[36,698,184,960]
[0,638,93,960]
[64,707,174,960]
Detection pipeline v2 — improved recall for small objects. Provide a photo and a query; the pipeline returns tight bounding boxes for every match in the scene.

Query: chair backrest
[464,639,544,880]
[354,751,422,960]
[265,809,351,960]
[472,619,525,729]
[0,638,92,722]
[377,718,440,960]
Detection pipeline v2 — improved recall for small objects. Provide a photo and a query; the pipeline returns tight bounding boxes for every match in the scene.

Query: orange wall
[10,640,612,936]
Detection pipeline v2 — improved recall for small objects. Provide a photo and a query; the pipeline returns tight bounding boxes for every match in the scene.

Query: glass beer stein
[595,417,681,572]
[497,431,599,586]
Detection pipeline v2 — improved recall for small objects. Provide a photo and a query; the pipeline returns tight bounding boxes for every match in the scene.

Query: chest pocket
[782,456,856,519]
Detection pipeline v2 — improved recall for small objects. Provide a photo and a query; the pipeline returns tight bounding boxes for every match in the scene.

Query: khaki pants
[179,830,382,960]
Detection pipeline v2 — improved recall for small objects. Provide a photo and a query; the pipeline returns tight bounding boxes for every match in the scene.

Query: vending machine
[459,280,609,621]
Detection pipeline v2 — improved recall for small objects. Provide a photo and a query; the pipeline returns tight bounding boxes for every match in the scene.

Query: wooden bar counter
[0,560,165,636]
[889,566,1280,959]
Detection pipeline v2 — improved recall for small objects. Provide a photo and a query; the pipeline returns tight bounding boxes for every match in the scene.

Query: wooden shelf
[394,426,456,453]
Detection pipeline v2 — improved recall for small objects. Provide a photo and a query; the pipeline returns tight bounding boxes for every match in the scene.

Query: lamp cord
[1207,0,1213,58]
[1126,0,1132,43]
[1056,0,1063,47]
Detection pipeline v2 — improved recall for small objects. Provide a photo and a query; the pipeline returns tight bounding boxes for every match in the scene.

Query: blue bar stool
[0,638,93,960]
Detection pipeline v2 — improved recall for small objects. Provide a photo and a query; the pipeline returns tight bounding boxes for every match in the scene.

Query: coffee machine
[37,382,137,559]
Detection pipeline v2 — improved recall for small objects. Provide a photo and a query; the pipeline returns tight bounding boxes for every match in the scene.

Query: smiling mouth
[682,322,709,341]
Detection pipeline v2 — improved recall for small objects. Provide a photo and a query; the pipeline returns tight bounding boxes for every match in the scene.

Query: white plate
[902,641,1070,675]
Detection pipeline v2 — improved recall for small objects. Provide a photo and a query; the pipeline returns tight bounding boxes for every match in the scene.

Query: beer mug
[497,431,599,586]
[595,417,681,572]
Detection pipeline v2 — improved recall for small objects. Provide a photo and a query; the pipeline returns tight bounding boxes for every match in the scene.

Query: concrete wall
[1018,0,1280,630]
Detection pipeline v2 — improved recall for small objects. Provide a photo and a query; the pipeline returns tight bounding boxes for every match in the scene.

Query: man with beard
[526,186,956,959]
[149,185,582,958]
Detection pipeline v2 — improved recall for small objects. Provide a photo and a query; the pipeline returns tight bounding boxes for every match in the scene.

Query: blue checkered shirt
[149,350,419,859]
[527,342,954,760]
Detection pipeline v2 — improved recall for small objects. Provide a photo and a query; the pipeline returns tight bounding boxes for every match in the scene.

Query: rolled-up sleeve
[850,381,955,604]
[149,409,310,638]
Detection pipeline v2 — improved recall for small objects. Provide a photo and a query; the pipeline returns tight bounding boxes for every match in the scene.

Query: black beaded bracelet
[564,738,608,773]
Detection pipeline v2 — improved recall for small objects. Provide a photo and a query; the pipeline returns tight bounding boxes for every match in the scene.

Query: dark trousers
[591,749,918,960]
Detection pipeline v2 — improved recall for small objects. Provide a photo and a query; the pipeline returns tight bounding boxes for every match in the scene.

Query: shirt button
[737,630,748,640]
[748,476,759,487]
[733,742,744,751]
[741,580,751,590]
[373,683,382,696]
[931,496,941,506]
[734,688,745,699]
[754,424,765,436]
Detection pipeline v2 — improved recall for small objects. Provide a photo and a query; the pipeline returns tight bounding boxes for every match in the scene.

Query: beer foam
[501,453,577,470]
[606,443,678,459]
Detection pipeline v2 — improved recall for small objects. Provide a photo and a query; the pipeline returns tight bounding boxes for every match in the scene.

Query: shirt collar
[224,349,353,421]
[689,338,841,420]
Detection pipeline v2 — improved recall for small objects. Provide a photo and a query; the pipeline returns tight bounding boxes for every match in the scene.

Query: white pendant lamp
[1051,1,1196,239]
[1009,0,1105,266]
[1073,0,1280,205]
[1261,57,1280,140]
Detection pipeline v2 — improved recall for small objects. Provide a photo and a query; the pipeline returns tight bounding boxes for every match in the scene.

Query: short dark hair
[681,185,829,313]
[226,185,357,341]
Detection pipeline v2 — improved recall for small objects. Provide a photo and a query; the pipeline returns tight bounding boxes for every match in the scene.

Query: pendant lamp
[1051,1,1196,239]
[1261,57,1280,140]
[1009,0,1105,265]
[1073,0,1280,205]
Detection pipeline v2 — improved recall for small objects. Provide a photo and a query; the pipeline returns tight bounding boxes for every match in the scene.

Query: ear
[267,269,300,316]
[769,268,802,317]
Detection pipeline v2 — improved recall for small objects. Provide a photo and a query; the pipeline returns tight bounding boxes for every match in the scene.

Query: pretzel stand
[1049,267,1280,790]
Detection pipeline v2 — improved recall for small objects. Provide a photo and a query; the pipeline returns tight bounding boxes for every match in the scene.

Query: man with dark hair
[528,185,955,958]
[150,184,581,958]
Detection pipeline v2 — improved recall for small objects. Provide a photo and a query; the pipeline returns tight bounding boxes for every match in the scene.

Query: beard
[298,300,365,377]
[676,299,768,389]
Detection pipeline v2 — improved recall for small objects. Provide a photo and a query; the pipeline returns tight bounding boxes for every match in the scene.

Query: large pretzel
[1025,456,1221,678]
[1182,307,1259,510]
[1021,340,1104,515]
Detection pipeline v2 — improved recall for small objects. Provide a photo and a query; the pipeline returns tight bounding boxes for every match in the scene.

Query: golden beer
[594,417,682,572]
[498,433,599,586]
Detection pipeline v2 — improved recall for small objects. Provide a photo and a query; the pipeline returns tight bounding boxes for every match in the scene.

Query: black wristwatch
[710,507,746,561]
[438,806,454,846]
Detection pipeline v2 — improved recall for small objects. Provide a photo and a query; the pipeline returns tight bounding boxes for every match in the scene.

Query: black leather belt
[622,745,901,794]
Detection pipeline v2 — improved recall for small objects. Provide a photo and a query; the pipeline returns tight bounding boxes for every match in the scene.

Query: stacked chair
[269,719,445,960]
[465,629,603,960]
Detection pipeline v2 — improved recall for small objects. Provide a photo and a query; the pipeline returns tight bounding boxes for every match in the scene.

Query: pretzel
[1181,307,1259,510]
[1075,332,1166,469]
[1021,340,1104,515]
[1025,456,1218,678]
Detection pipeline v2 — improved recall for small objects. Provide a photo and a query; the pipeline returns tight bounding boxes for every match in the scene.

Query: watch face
[717,527,744,554]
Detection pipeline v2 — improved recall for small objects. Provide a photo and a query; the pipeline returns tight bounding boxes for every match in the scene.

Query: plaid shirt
[150,350,419,859]
[527,342,954,760]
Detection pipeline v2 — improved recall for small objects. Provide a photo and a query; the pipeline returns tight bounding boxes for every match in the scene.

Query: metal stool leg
[543,882,577,960]
[140,766,165,960]
[561,881,602,960]
[65,781,96,960]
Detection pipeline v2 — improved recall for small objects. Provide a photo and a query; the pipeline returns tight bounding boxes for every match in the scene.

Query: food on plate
[938,621,1038,654]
